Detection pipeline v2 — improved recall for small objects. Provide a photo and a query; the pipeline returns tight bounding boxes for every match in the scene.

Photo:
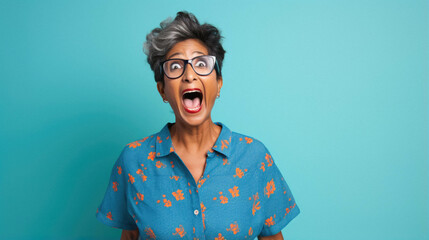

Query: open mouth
[182,88,203,113]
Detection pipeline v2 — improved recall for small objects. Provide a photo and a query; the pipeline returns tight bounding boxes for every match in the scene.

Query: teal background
[0,0,427,239]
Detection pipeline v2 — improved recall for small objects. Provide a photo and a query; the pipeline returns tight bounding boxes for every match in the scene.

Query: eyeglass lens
[163,56,215,79]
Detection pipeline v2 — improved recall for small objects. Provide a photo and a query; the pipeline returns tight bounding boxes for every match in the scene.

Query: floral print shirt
[96,122,300,239]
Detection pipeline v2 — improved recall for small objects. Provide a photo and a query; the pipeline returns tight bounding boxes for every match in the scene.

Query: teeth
[183,90,201,94]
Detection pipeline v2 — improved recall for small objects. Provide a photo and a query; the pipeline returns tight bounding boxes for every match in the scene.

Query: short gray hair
[143,11,226,83]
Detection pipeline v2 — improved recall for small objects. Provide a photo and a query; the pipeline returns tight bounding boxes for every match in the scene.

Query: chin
[176,108,213,127]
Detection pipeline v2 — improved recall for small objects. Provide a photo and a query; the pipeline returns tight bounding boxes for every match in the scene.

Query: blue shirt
[96,122,300,239]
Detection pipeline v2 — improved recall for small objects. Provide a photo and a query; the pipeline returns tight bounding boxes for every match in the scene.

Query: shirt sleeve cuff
[96,210,138,230]
[259,205,300,237]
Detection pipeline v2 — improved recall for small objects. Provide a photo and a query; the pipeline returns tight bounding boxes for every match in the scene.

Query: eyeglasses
[160,55,218,79]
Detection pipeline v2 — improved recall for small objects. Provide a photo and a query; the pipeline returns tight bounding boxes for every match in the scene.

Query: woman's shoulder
[113,132,162,173]
[118,124,173,162]
[119,133,160,159]
[228,130,273,168]
[124,134,157,150]
[225,130,275,174]
[217,122,267,151]
[230,130,268,151]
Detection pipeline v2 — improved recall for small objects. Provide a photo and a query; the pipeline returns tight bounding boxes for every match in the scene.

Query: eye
[170,62,182,70]
[195,60,207,67]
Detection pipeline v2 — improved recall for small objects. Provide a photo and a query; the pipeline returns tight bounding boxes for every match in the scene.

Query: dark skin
[120,39,284,240]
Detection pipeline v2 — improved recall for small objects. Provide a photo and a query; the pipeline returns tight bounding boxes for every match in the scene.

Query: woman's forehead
[166,39,208,59]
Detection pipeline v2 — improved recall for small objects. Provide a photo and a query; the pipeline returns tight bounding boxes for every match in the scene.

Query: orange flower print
[170,176,180,181]
[251,192,261,216]
[218,191,229,204]
[156,136,162,143]
[136,192,144,201]
[249,227,253,236]
[173,225,186,238]
[222,158,229,165]
[144,227,156,239]
[265,153,273,167]
[106,211,113,220]
[156,160,166,168]
[233,168,244,178]
[112,182,118,192]
[141,175,147,182]
[170,147,174,152]
[285,203,297,217]
[265,215,276,227]
[172,189,185,201]
[197,178,206,188]
[136,169,147,182]
[215,233,225,240]
[127,141,141,148]
[117,166,122,175]
[221,139,229,150]
[244,136,253,144]
[264,179,276,198]
[201,202,206,229]
[229,186,239,197]
[260,162,265,172]
[128,173,135,184]
[220,195,229,204]
[134,192,144,205]
[147,151,156,161]
[226,221,239,234]
[163,198,172,207]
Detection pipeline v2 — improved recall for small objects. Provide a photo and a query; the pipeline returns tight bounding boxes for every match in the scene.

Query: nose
[182,62,197,83]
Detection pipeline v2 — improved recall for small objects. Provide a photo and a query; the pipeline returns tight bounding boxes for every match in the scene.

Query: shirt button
[194,209,199,215]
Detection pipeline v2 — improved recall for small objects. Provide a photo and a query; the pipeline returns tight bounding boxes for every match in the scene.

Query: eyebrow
[167,51,206,60]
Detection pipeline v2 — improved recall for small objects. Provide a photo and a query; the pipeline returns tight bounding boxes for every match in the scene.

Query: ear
[157,81,166,101]
[217,76,223,96]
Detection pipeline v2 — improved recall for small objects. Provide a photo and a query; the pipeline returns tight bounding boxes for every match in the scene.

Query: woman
[96,11,300,240]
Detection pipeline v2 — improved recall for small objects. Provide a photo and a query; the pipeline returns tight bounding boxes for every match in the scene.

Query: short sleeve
[259,147,300,236]
[96,147,138,230]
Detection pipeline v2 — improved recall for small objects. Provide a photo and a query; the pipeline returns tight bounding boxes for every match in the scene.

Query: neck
[170,119,221,154]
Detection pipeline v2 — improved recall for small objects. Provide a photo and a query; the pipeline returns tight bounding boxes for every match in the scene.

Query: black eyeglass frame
[160,55,220,79]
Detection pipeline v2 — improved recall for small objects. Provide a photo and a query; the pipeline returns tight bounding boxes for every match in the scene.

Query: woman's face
[157,39,223,127]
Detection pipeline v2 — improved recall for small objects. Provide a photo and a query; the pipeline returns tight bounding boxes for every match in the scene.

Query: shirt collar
[155,123,175,158]
[211,122,232,158]
[155,122,232,158]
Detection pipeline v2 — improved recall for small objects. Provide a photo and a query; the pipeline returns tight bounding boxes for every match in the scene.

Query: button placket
[186,171,205,240]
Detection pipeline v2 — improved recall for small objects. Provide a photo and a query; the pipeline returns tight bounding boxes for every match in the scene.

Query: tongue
[183,98,201,109]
